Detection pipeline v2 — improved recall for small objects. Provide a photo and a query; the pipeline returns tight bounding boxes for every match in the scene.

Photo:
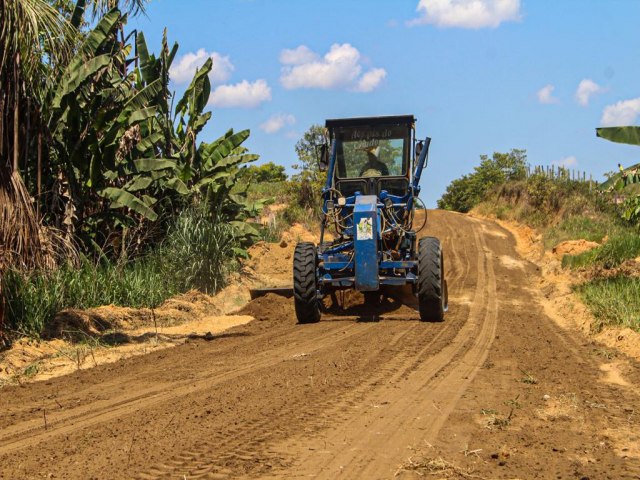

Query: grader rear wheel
[293,242,320,324]
[417,236,448,322]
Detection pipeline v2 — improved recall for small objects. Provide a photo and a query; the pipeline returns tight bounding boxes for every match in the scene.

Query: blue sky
[131,0,640,206]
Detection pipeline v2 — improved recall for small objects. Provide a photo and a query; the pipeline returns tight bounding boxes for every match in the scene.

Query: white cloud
[260,113,296,134]
[355,68,387,93]
[170,49,234,85]
[553,156,577,167]
[537,84,559,104]
[279,46,319,65]
[408,0,522,29]
[208,79,271,109]
[575,79,605,106]
[600,98,640,126]
[280,43,386,93]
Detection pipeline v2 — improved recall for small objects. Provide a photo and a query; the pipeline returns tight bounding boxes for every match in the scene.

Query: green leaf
[136,131,164,153]
[597,127,640,146]
[81,9,121,56]
[121,79,163,114]
[134,158,176,172]
[124,176,153,191]
[599,162,640,190]
[175,58,213,116]
[100,188,158,221]
[164,177,189,195]
[214,153,259,171]
[53,54,112,108]
[232,247,250,259]
[136,31,156,84]
[125,106,157,125]
[229,221,260,238]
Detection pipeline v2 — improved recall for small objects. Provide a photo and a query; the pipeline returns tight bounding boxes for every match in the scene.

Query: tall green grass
[543,215,616,250]
[575,277,640,332]
[562,231,640,269]
[3,208,239,337]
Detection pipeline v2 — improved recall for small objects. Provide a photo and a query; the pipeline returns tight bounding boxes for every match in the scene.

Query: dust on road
[1,211,639,479]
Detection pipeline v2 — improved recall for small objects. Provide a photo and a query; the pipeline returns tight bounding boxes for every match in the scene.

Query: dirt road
[1,211,639,479]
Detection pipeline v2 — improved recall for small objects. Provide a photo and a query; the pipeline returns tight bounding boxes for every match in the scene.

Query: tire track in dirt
[7,211,620,480]
[130,213,476,479]
[269,217,498,479]
[0,321,373,456]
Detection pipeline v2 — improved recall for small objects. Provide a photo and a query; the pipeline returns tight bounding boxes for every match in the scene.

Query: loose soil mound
[552,239,599,257]
[238,293,295,322]
[44,290,224,341]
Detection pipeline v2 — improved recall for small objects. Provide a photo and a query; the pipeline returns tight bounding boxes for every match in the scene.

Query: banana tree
[596,126,640,223]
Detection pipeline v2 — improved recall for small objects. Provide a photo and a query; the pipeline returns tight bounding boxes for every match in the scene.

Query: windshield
[334,126,408,178]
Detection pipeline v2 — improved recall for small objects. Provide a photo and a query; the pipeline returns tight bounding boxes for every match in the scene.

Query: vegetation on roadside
[0,0,271,342]
[438,147,640,332]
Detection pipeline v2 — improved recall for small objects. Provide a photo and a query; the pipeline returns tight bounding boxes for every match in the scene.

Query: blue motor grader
[293,115,448,323]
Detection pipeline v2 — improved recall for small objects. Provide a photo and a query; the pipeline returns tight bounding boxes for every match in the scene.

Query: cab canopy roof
[325,115,415,132]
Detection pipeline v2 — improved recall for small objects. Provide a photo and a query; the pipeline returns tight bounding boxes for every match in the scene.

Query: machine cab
[325,115,415,200]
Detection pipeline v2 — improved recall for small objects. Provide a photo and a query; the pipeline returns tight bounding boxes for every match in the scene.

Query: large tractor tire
[293,242,320,324]
[417,236,448,322]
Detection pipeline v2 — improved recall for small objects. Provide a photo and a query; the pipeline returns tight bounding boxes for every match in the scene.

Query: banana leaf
[596,126,640,146]
[134,158,176,172]
[101,188,158,220]
[599,162,640,190]
[52,54,111,108]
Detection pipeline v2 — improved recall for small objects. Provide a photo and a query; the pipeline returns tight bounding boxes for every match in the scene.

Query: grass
[562,230,640,269]
[575,277,640,332]
[4,208,239,338]
[543,215,617,249]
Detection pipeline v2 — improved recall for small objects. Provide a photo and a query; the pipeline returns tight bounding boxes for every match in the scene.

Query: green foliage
[293,124,327,182]
[596,127,640,226]
[575,277,640,332]
[596,126,640,146]
[562,230,640,269]
[37,9,263,256]
[3,208,238,336]
[238,162,287,183]
[1,3,267,341]
[160,208,239,294]
[543,215,616,250]
[621,195,640,224]
[438,149,527,212]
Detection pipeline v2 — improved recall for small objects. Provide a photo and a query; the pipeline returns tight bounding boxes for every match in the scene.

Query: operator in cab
[359,145,389,177]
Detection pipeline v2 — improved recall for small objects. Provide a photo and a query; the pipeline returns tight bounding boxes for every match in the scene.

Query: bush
[161,208,239,294]
[438,149,528,212]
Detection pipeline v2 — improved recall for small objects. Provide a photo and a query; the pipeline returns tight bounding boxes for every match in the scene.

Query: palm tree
[0,0,147,334]
[1,0,75,278]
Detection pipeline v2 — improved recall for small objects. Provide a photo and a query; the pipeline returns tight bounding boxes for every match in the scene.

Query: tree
[293,124,327,181]
[437,149,528,213]
[596,126,640,225]
[238,162,287,183]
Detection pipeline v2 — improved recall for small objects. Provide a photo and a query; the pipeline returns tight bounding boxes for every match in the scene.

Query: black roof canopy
[325,115,415,132]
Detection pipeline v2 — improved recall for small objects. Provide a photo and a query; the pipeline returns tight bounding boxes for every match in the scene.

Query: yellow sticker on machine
[356,218,373,240]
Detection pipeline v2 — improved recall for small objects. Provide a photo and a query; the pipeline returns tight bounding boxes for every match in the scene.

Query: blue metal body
[316,115,429,298]
[353,195,380,291]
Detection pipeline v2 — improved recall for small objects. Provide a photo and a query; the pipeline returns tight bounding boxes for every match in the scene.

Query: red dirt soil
[0,210,639,479]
